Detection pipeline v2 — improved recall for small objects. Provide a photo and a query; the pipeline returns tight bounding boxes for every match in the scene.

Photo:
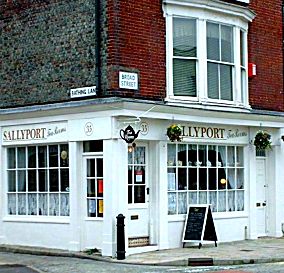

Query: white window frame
[164,0,255,110]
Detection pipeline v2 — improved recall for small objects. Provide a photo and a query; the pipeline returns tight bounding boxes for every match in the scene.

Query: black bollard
[116,214,126,260]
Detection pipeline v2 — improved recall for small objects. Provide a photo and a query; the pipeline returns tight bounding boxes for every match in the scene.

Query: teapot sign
[120,125,140,144]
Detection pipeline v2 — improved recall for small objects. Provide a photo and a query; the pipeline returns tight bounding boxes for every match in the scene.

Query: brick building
[0,0,283,257]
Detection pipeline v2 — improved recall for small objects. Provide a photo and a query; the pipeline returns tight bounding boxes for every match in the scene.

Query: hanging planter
[253,130,272,150]
[167,124,182,142]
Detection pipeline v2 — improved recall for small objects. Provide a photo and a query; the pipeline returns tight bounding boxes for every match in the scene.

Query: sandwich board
[182,204,217,249]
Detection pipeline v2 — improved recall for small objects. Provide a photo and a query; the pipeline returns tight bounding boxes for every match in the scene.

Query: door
[255,158,268,237]
[127,144,150,246]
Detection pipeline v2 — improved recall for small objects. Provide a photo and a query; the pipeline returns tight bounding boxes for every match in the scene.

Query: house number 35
[84,122,94,136]
[140,122,149,135]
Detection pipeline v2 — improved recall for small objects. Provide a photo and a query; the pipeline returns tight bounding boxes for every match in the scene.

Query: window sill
[165,97,251,113]
[3,216,70,224]
[85,217,103,221]
[168,211,248,222]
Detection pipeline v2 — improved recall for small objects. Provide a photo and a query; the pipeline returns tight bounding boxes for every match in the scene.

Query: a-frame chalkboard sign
[182,204,217,249]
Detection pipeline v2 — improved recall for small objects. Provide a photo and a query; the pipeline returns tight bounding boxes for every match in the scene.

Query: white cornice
[163,0,255,22]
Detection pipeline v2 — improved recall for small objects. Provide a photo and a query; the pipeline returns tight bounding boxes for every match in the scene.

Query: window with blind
[167,6,253,107]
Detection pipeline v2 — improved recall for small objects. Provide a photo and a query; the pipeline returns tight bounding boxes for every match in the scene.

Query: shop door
[256,158,268,237]
[127,145,150,247]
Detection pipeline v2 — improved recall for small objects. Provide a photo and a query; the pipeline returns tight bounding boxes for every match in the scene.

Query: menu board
[182,205,217,248]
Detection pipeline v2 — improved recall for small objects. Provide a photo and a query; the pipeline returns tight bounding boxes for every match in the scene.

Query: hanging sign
[120,125,140,143]
[182,205,217,248]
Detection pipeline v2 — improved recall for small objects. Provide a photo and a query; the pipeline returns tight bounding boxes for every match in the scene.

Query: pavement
[0,237,283,267]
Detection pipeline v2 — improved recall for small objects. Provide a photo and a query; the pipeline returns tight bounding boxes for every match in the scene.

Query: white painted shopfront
[0,101,284,257]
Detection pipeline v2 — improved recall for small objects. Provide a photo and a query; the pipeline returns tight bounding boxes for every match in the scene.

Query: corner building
[1,0,284,257]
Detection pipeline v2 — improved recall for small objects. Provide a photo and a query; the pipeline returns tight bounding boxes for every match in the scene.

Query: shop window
[128,146,146,204]
[7,144,69,216]
[167,144,244,215]
[86,157,104,218]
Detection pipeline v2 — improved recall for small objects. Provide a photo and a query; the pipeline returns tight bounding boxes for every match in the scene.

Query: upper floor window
[165,1,255,109]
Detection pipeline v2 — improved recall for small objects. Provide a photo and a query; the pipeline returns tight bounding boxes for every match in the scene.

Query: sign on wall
[70,86,96,98]
[2,122,68,144]
[119,71,138,90]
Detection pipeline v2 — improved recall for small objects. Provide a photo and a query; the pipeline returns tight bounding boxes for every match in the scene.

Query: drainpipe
[95,0,102,94]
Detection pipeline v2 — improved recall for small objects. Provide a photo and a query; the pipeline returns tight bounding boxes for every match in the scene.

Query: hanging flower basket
[253,130,272,150]
[167,124,182,142]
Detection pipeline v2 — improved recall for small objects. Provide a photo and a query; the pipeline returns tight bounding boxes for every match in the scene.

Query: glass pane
[188,192,197,205]
[173,18,196,57]
[208,168,217,190]
[168,193,177,215]
[38,193,48,215]
[49,169,59,192]
[134,166,145,184]
[28,193,37,215]
[209,191,217,212]
[177,144,187,166]
[199,191,207,204]
[8,170,16,192]
[187,145,197,166]
[60,144,69,167]
[227,146,235,166]
[198,145,207,166]
[38,169,48,192]
[218,167,227,189]
[128,186,132,204]
[87,159,96,177]
[88,199,96,217]
[208,62,219,99]
[237,169,244,189]
[28,146,36,168]
[97,158,103,177]
[241,68,246,103]
[199,169,207,190]
[188,168,197,190]
[49,145,58,167]
[218,191,226,212]
[134,185,145,203]
[227,168,236,189]
[128,166,133,185]
[173,59,196,96]
[17,147,26,168]
[60,169,69,192]
[178,168,187,190]
[134,147,145,165]
[220,64,232,101]
[228,191,235,212]
[83,140,103,152]
[128,149,133,164]
[178,192,187,214]
[7,148,16,169]
[17,170,26,192]
[28,170,37,191]
[97,199,103,217]
[60,193,70,216]
[207,146,217,166]
[167,169,176,190]
[207,22,220,61]
[236,190,244,211]
[97,179,103,197]
[87,179,96,197]
[18,193,26,215]
[218,146,226,167]
[38,146,47,168]
[221,25,233,62]
[240,30,245,66]
[167,144,176,166]
[49,193,59,216]
[236,147,244,167]
[8,194,16,215]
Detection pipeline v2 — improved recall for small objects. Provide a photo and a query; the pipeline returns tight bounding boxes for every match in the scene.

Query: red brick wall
[106,0,166,100]
[248,0,284,111]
